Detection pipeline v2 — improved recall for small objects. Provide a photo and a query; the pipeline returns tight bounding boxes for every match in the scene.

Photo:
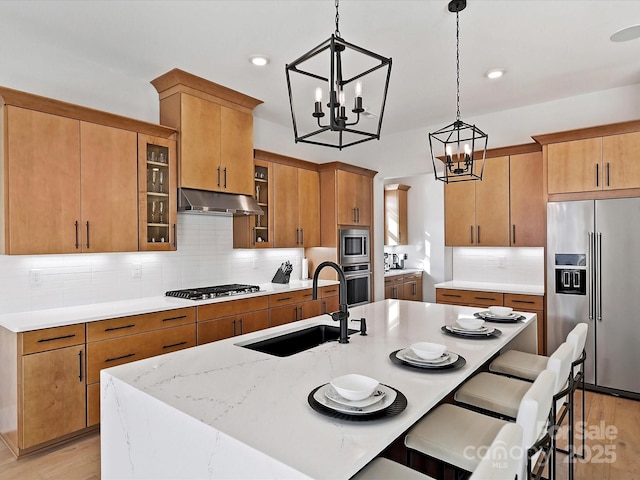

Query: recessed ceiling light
[610,24,640,42]
[485,69,505,80]
[249,55,270,66]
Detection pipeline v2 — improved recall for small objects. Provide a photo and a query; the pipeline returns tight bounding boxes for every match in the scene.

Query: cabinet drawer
[384,276,403,287]
[197,296,269,321]
[436,288,503,306]
[86,324,195,384]
[319,285,339,298]
[21,323,86,355]
[504,294,543,311]
[269,289,309,307]
[403,272,423,282]
[87,307,196,342]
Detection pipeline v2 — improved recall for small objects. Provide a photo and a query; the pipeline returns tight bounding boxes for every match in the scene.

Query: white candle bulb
[464,144,471,155]
[339,90,346,106]
[355,81,362,98]
[315,87,322,102]
[445,145,453,156]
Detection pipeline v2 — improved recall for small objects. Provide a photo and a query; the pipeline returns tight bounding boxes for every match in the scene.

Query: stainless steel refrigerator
[547,198,640,397]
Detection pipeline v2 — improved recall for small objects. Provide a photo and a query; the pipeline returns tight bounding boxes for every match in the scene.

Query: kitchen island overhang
[101,300,537,479]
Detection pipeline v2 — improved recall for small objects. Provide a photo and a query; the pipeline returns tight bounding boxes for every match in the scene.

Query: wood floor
[0,391,637,479]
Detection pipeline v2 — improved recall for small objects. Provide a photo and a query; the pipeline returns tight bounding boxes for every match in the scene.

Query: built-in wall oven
[339,229,369,265]
[343,263,371,306]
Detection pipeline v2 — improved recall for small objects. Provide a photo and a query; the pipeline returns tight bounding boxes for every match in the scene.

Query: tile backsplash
[451,247,544,285]
[0,214,303,314]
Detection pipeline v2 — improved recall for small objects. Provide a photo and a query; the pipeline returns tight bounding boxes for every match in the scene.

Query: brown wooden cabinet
[138,135,177,250]
[446,156,510,246]
[0,86,176,256]
[535,121,640,196]
[436,287,545,354]
[384,272,423,301]
[445,145,544,247]
[337,169,372,226]
[269,286,339,327]
[85,308,196,427]
[234,151,320,249]
[509,151,545,246]
[1,324,88,457]
[272,164,320,248]
[152,69,262,196]
[197,296,269,344]
[384,184,410,246]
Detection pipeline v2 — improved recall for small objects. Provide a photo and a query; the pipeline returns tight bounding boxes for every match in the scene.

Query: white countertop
[101,300,537,479]
[383,268,423,278]
[435,280,544,296]
[0,280,339,333]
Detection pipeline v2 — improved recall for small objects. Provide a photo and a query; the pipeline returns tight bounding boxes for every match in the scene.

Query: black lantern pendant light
[429,0,488,183]
[285,0,392,150]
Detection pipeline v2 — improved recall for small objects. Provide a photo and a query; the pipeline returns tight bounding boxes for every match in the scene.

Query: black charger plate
[441,325,502,339]
[389,350,466,371]
[308,384,407,421]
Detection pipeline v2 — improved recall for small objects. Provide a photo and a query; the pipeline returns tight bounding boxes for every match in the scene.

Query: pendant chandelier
[285,0,392,150]
[429,0,488,183]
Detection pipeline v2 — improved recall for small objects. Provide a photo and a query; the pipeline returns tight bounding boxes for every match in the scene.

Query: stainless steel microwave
[339,229,370,265]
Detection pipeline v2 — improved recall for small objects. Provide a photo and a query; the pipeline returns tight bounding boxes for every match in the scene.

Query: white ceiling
[2,0,640,175]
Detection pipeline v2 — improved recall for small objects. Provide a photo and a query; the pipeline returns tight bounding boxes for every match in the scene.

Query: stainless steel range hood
[178,188,263,216]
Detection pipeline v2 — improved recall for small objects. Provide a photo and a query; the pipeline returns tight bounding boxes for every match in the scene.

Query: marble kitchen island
[101,300,537,479]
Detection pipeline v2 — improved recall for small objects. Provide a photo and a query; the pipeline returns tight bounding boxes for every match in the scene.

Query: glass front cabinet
[233,159,271,248]
[138,135,177,251]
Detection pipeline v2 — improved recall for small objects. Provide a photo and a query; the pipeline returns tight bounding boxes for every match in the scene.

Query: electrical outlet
[132,263,142,278]
[29,269,42,285]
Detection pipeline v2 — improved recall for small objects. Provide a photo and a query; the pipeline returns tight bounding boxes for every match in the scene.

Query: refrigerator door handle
[596,232,603,321]
[588,232,595,321]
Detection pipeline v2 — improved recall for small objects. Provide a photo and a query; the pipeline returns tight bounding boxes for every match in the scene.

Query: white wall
[0,215,303,315]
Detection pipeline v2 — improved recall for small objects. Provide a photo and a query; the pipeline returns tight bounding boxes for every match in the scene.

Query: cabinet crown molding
[151,68,263,111]
[384,184,411,191]
[0,86,176,138]
[532,119,640,145]
[317,161,378,178]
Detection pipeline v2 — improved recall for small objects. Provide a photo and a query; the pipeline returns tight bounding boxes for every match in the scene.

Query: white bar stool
[490,323,588,465]
[454,342,574,480]
[405,369,556,480]
[353,423,523,480]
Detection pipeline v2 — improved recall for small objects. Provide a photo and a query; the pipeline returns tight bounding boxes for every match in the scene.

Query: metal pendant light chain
[335,0,341,38]
[455,10,461,122]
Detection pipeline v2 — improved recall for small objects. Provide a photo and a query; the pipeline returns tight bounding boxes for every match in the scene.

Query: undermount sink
[237,324,358,357]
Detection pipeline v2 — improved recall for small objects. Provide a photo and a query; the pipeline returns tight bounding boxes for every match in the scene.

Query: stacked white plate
[395,348,459,367]
[313,384,396,415]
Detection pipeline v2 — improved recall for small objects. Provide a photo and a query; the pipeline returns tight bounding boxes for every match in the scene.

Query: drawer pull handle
[105,324,136,332]
[162,315,187,322]
[105,353,136,363]
[277,296,293,302]
[442,294,462,298]
[474,296,497,301]
[78,350,83,382]
[325,289,337,294]
[511,300,535,304]
[163,341,188,349]
[37,334,76,343]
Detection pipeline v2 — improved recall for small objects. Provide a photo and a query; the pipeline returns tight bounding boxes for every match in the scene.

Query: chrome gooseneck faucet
[312,261,349,344]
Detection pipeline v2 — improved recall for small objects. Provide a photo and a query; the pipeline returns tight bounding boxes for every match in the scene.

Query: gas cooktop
[165,284,261,301]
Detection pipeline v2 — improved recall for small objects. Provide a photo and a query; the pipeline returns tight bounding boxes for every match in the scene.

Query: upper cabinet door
[220,106,254,196]
[475,155,510,246]
[603,131,640,190]
[180,93,221,191]
[444,180,475,246]
[547,137,602,194]
[510,152,545,246]
[272,163,299,247]
[80,122,138,253]
[297,168,320,247]
[5,107,81,254]
[336,170,372,226]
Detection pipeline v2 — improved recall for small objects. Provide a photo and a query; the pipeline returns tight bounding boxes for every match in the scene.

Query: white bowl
[456,315,485,330]
[410,342,447,360]
[330,374,379,401]
[489,306,513,317]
